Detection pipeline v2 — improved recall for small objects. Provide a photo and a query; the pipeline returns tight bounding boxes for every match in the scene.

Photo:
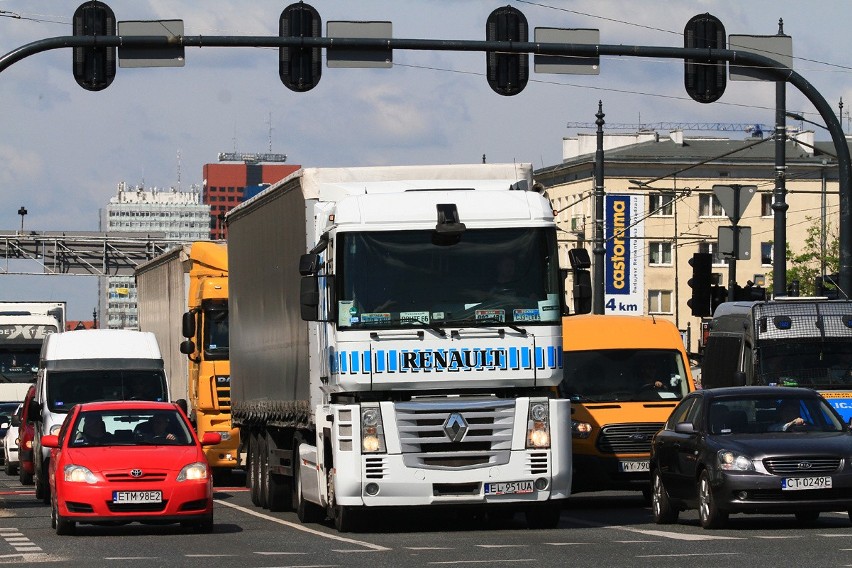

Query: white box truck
[227,164,571,532]
[0,301,65,403]
[30,329,169,502]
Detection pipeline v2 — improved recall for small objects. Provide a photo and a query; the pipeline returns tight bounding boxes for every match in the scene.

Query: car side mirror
[200,432,222,446]
[41,434,59,448]
[674,422,695,434]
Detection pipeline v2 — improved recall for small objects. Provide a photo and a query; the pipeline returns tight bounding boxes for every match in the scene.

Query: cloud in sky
[1,0,851,318]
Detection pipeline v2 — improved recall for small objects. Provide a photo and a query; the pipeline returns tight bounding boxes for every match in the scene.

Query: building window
[649,241,672,265]
[649,192,674,216]
[648,290,672,314]
[699,242,725,266]
[761,194,773,217]
[699,194,725,217]
[761,242,773,265]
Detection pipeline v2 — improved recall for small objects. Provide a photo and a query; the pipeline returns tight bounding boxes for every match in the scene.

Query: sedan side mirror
[674,422,695,434]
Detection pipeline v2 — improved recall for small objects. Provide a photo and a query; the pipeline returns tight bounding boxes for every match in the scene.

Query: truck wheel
[258,435,270,509]
[264,434,291,512]
[249,431,261,506]
[294,445,323,524]
[524,501,561,529]
[328,468,361,533]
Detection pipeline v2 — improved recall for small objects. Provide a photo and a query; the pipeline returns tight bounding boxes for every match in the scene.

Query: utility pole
[772,18,789,297]
[593,101,606,314]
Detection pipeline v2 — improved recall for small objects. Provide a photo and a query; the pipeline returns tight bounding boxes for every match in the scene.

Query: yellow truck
[560,314,696,498]
[135,242,239,477]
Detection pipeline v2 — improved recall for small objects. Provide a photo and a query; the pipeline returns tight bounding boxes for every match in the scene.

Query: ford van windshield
[47,370,168,413]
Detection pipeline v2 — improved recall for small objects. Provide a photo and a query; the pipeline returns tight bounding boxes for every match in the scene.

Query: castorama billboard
[604,194,644,315]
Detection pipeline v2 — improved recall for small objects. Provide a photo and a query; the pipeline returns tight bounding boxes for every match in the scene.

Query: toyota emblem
[130,469,143,477]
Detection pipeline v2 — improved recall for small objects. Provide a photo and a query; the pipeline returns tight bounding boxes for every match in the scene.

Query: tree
[768,217,839,296]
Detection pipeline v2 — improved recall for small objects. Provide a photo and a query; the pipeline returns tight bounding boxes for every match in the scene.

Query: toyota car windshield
[336,227,561,329]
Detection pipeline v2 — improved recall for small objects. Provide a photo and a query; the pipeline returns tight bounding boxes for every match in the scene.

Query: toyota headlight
[64,465,97,484]
[177,461,209,481]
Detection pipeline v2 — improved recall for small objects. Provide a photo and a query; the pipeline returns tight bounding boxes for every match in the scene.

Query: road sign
[326,21,392,68]
[718,226,752,260]
[533,28,599,75]
[118,20,185,67]
[729,34,793,82]
[713,184,755,223]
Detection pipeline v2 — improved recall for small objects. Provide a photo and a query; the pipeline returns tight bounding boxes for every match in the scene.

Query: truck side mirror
[179,340,196,355]
[181,311,196,338]
[299,253,321,276]
[300,276,320,321]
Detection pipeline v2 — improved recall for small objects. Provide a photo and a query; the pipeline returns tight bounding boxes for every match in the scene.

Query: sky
[1,0,851,320]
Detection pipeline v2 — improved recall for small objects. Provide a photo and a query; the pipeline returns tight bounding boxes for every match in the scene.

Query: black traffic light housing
[72,1,116,91]
[687,252,713,316]
[568,248,592,314]
[279,2,322,92]
[485,6,529,96]
[684,13,727,103]
[710,284,728,313]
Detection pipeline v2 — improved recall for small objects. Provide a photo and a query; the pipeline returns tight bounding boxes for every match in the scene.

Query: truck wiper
[445,317,527,336]
[364,318,447,337]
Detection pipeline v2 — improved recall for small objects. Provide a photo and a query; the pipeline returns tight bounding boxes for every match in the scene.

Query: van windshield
[47,370,168,413]
[560,349,689,402]
[759,340,852,389]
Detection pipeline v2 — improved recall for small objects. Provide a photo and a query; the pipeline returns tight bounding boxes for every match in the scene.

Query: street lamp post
[17,206,26,233]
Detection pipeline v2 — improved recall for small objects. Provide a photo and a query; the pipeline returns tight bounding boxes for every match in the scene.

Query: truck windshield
[47,370,168,414]
[759,339,852,389]
[336,227,561,328]
[560,349,689,402]
[203,302,228,361]
[0,349,40,382]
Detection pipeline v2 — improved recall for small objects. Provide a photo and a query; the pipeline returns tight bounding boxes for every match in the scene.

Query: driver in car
[134,414,177,442]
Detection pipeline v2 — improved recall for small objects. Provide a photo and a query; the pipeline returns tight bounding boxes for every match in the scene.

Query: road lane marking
[636,552,740,558]
[0,527,41,553]
[562,515,744,541]
[215,499,390,551]
[428,560,536,565]
[406,547,455,550]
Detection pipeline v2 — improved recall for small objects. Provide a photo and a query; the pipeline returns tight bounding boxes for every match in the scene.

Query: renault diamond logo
[443,412,469,443]
[130,469,143,477]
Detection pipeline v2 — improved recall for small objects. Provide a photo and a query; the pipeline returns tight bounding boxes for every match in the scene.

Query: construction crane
[565,121,771,138]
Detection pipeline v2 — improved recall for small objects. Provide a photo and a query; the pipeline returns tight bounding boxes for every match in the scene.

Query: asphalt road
[1,471,852,567]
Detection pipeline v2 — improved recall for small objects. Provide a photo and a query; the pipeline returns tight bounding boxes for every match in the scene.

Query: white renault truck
[227,164,570,532]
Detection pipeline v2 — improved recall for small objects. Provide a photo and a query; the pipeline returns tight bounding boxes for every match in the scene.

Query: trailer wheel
[263,433,291,512]
[249,431,261,506]
[258,435,270,509]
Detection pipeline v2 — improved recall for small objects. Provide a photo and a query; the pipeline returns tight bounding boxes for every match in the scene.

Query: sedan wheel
[651,470,678,524]
[698,470,727,529]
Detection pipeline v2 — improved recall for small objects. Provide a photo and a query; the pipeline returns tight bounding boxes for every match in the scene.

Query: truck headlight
[526,401,551,449]
[64,465,97,484]
[177,462,209,481]
[361,404,386,454]
[572,420,593,439]
[215,431,231,441]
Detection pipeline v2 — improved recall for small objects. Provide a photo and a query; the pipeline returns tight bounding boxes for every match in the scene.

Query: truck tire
[264,433,291,512]
[249,431,261,507]
[258,435,270,509]
[328,468,361,533]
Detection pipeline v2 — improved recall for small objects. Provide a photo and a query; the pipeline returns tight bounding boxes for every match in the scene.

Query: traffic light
[72,1,116,91]
[486,6,529,96]
[786,280,800,297]
[687,252,713,317]
[279,2,322,92]
[568,248,592,314]
[684,13,726,103]
[710,284,728,313]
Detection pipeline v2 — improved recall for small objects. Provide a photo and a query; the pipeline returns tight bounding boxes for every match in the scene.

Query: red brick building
[203,158,300,239]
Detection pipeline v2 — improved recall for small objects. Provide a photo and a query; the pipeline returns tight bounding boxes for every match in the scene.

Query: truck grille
[596,423,663,454]
[395,399,515,470]
[216,386,231,409]
[763,457,842,475]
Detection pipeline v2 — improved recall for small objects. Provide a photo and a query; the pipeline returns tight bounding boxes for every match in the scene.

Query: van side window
[702,336,742,389]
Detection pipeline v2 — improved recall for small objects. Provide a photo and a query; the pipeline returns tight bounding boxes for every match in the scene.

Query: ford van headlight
[572,420,593,439]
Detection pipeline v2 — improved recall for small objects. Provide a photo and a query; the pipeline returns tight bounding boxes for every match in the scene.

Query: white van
[30,329,169,502]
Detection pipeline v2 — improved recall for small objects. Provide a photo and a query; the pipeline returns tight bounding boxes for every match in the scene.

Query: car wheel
[295,445,324,524]
[19,465,33,485]
[50,497,57,529]
[795,511,819,523]
[698,470,727,529]
[55,511,75,536]
[651,470,679,524]
[524,501,562,529]
[4,459,13,476]
[194,513,214,534]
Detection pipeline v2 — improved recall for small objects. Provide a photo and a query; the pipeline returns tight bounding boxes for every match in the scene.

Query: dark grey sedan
[650,386,852,529]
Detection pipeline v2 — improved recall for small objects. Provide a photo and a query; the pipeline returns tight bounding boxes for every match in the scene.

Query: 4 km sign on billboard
[604,194,644,314]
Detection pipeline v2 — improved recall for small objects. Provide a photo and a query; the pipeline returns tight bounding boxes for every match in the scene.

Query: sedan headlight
[64,465,98,484]
[717,450,755,471]
[177,461,209,482]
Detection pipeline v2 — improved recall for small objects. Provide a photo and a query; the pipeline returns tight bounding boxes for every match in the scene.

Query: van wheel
[4,459,15,476]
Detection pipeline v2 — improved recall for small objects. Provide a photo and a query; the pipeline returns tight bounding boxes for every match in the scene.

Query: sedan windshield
[708,396,844,435]
[67,410,193,447]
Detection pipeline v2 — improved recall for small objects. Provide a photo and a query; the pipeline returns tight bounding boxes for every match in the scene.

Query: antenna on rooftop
[267,112,273,153]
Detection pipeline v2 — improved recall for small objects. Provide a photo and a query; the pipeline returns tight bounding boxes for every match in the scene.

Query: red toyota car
[42,400,220,535]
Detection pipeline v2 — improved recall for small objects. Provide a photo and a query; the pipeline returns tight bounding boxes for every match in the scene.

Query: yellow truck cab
[560,314,696,497]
